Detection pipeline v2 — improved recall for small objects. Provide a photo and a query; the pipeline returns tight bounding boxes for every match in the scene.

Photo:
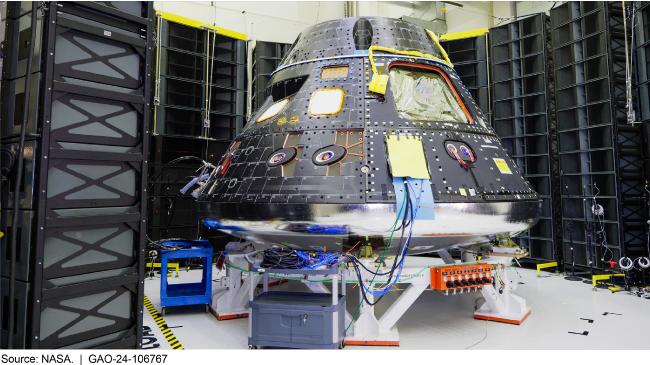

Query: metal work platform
[247,256,347,349]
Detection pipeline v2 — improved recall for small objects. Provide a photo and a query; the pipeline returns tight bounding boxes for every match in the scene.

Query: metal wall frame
[440,33,491,120]
[251,41,291,114]
[149,14,247,242]
[0,1,153,349]
[490,14,561,264]
[551,1,645,271]
[154,18,246,140]
[635,1,650,177]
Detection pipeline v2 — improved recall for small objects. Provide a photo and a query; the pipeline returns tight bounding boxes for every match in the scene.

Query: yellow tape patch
[493,158,512,174]
[143,295,184,350]
[385,135,430,179]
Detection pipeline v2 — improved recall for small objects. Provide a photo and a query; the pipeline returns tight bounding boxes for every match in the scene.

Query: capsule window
[309,88,345,116]
[257,98,289,123]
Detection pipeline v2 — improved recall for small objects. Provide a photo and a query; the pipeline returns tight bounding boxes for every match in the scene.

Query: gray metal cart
[246,253,346,349]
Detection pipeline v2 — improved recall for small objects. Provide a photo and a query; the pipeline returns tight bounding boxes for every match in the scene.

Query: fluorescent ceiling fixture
[309,88,345,115]
[257,99,289,123]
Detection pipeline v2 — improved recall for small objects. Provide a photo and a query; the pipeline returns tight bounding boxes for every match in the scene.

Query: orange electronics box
[430,263,492,290]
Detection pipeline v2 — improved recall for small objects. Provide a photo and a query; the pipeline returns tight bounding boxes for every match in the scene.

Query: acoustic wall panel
[441,34,490,119]
[491,14,560,263]
[0,1,153,349]
[552,1,645,269]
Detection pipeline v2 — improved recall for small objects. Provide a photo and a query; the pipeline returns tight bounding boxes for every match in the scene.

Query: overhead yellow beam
[439,28,489,41]
[157,10,247,41]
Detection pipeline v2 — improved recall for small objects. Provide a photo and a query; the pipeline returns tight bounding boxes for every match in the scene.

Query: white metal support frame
[473,250,531,324]
[346,278,429,345]
[338,250,530,345]
[341,259,431,346]
[241,249,531,345]
[210,252,260,320]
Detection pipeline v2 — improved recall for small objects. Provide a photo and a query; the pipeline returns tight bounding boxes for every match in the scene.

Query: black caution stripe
[143,295,184,350]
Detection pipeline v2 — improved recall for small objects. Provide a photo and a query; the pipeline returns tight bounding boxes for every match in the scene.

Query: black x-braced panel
[42,221,139,284]
[46,159,140,212]
[50,91,144,148]
[53,23,145,92]
[39,283,137,348]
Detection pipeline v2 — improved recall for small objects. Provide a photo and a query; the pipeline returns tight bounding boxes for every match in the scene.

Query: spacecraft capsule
[197,17,541,254]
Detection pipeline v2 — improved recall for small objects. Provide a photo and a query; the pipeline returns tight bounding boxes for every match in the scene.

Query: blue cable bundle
[346,178,424,304]
[306,225,347,235]
[261,247,341,269]
[296,250,342,269]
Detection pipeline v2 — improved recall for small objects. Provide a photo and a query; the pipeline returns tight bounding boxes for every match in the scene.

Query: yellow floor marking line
[143,295,184,350]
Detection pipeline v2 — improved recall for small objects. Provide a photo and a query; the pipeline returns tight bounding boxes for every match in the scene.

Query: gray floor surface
[143,258,650,350]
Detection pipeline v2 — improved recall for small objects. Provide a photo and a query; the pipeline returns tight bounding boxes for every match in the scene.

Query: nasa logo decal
[267,147,298,167]
[312,145,347,166]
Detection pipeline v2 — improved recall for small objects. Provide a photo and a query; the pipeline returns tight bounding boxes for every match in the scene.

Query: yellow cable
[366,42,454,94]
[426,30,454,68]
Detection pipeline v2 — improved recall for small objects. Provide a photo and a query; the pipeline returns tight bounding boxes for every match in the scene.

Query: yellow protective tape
[157,10,247,40]
[493,158,512,174]
[425,30,454,68]
[439,28,489,41]
[385,135,431,179]
[143,295,184,350]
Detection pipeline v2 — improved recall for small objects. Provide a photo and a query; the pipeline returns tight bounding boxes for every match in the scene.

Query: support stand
[342,249,531,346]
[565,221,583,281]
[344,264,429,346]
[210,252,259,320]
[436,249,457,264]
[474,250,531,324]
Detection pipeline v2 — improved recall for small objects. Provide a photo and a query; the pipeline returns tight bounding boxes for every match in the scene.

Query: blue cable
[290,250,342,269]
[361,179,424,297]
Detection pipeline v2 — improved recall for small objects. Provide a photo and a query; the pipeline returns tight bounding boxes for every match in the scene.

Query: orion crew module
[196,17,541,254]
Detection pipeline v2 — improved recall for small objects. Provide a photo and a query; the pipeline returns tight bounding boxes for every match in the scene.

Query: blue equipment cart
[160,240,213,316]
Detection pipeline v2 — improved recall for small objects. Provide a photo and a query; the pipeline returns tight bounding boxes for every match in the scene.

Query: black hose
[163,197,180,237]
[8,1,38,349]
[146,156,207,192]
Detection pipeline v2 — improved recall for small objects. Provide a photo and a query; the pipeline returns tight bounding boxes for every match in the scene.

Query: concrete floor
[143,258,650,350]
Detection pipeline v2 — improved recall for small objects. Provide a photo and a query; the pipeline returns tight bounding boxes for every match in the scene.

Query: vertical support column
[248,270,255,338]
[474,257,530,324]
[331,273,339,344]
[212,254,255,320]
[263,272,269,292]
